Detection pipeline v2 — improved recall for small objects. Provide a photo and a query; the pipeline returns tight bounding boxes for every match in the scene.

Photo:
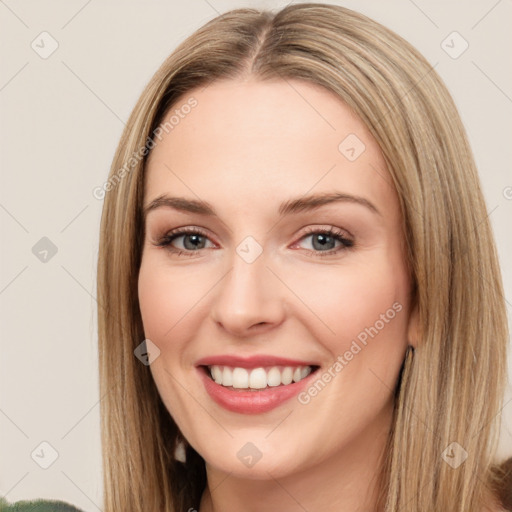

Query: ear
[407,302,419,348]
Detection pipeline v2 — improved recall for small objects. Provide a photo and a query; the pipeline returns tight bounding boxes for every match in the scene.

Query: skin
[138,77,419,512]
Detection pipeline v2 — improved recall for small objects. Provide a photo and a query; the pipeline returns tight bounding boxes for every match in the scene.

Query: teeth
[267,367,281,387]
[222,366,233,386]
[208,365,313,389]
[212,365,222,384]
[281,367,293,385]
[232,368,249,388]
[249,367,267,389]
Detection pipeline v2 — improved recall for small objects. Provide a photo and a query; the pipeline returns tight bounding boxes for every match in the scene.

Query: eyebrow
[143,191,381,219]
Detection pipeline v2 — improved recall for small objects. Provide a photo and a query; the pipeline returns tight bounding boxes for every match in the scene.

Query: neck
[198,405,392,512]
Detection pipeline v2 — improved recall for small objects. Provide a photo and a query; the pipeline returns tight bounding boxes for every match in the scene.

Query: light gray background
[1,0,511,509]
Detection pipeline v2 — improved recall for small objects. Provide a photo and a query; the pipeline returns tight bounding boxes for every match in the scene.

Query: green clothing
[0,497,84,511]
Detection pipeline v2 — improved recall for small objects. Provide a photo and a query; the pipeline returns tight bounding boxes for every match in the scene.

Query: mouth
[196,363,321,414]
[201,364,319,391]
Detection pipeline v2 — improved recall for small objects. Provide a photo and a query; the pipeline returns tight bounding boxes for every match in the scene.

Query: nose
[209,248,286,337]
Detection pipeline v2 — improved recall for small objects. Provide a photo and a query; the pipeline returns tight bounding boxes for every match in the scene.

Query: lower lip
[197,366,317,414]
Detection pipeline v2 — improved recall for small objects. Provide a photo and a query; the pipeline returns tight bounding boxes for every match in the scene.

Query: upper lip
[195,354,319,369]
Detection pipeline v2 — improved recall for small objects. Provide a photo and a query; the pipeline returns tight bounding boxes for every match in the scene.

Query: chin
[191,429,305,475]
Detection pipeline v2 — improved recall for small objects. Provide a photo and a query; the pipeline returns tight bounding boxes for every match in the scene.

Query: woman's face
[138,78,417,479]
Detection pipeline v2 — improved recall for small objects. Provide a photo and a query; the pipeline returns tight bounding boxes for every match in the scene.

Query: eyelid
[296,225,353,242]
[290,225,354,255]
[153,225,216,247]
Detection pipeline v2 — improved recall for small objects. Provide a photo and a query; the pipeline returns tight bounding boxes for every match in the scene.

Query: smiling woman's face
[138,78,417,480]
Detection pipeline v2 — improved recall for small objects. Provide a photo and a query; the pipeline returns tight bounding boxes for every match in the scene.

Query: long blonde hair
[97,4,510,511]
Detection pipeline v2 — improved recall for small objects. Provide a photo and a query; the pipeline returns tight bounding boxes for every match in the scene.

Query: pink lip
[195,354,318,369]
[196,363,319,415]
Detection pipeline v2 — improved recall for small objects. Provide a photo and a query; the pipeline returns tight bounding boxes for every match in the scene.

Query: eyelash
[154,226,354,258]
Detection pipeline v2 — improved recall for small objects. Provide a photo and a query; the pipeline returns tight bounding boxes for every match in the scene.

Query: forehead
[144,78,398,221]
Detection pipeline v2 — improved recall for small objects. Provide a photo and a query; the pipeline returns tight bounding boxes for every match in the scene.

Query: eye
[292,226,354,257]
[154,227,215,257]
[153,225,354,258]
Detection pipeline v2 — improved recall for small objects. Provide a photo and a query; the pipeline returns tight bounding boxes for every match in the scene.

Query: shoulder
[0,497,84,512]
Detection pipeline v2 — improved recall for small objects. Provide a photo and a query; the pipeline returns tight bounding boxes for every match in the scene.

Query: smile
[196,356,320,414]
[208,365,313,389]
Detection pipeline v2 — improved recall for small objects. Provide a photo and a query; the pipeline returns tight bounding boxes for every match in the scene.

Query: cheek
[292,256,411,415]
[293,264,409,432]
[137,255,207,343]
[137,256,204,427]
[138,264,172,341]
[298,259,409,351]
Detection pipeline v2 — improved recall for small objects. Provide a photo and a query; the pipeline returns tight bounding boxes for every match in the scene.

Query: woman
[98,3,511,512]
[3,3,509,511]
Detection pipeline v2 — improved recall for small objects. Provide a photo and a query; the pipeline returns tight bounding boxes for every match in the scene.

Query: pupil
[313,234,334,251]
[184,234,205,250]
